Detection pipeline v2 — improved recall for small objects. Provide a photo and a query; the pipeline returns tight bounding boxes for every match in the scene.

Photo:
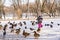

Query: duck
[51,21,54,24]
[15,28,21,35]
[32,22,35,26]
[3,24,8,30]
[9,23,13,25]
[23,21,26,25]
[45,24,50,26]
[10,24,14,32]
[33,31,40,38]
[13,22,17,27]
[35,22,38,24]
[50,24,53,28]
[4,24,8,27]
[19,22,22,26]
[30,21,35,26]
[25,26,27,29]
[30,28,34,31]
[57,24,60,26]
[37,28,41,32]
[13,23,17,27]
[23,30,30,38]
[10,27,14,33]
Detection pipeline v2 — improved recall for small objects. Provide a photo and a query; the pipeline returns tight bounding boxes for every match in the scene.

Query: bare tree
[35,0,41,17]
[49,0,57,17]
[0,0,5,19]
[12,0,22,19]
[41,0,51,17]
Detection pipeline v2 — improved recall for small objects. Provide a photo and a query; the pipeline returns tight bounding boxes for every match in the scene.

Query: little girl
[37,16,43,32]
[37,21,43,32]
[38,22,43,28]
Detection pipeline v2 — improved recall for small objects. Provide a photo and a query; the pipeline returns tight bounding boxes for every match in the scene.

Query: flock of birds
[45,21,60,28]
[0,21,40,38]
[0,21,60,38]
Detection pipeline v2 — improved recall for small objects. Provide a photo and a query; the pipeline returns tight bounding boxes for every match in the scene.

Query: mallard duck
[25,26,27,29]
[11,29,14,33]
[33,31,40,38]
[12,22,17,27]
[13,23,17,27]
[35,22,38,24]
[3,24,8,30]
[23,21,26,25]
[37,28,41,32]
[57,24,60,26]
[51,22,53,24]
[15,28,21,35]
[19,22,22,26]
[10,23,13,25]
[23,30,30,38]
[50,25,53,28]
[30,21,34,25]
[45,24,50,26]
[32,22,35,26]
[30,28,34,31]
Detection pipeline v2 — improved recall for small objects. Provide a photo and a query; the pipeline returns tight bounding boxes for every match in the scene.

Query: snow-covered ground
[0,19,60,40]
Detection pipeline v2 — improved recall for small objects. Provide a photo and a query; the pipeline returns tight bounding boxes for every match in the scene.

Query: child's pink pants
[38,23,43,28]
